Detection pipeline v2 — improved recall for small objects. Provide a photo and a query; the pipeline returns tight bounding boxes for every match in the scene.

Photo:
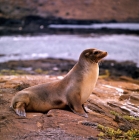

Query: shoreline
[0,18,139,36]
[0,58,138,79]
[1,27,139,36]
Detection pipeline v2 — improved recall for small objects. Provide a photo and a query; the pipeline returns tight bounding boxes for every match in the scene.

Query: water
[49,23,139,30]
[0,34,139,67]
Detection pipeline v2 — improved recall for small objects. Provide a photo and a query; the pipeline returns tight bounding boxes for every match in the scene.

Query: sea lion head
[80,48,107,63]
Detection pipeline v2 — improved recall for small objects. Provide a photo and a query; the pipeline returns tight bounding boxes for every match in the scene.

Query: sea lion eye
[94,51,99,55]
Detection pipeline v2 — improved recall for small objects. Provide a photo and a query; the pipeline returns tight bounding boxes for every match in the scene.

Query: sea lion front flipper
[82,104,89,113]
[70,103,88,118]
[68,93,88,118]
[14,102,26,117]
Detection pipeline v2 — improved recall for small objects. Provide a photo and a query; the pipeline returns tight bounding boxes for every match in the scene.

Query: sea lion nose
[104,52,108,56]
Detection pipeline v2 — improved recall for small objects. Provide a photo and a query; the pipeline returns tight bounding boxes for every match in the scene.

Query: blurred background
[0,0,139,78]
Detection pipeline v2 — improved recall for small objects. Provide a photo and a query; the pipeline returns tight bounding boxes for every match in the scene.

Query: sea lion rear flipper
[14,102,26,117]
[68,93,88,118]
[15,108,26,117]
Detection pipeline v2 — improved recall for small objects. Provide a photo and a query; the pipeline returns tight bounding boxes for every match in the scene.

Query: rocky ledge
[0,75,139,140]
[0,57,139,139]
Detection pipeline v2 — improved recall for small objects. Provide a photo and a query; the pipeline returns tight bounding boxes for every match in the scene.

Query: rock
[1,75,139,139]
[130,94,139,105]
[120,76,139,85]
[114,115,122,123]
[120,94,139,105]
[119,94,130,101]
[119,124,131,132]
[26,113,43,118]
[113,115,128,123]
[107,101,122,108]
[100,60,139,79]
[14,82,30,91]
[80,121,98,128]
[87,104,105,114]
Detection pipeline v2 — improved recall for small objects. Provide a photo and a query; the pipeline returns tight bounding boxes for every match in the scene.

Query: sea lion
[11,48,107,118]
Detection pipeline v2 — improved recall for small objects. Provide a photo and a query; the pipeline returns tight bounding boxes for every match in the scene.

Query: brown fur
[11,48,107,117]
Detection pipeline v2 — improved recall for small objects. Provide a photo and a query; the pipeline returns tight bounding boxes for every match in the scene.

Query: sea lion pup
[11,48,107,118]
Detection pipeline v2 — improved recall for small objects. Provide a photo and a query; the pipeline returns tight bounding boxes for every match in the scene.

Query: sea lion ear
[85,52,90,57]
